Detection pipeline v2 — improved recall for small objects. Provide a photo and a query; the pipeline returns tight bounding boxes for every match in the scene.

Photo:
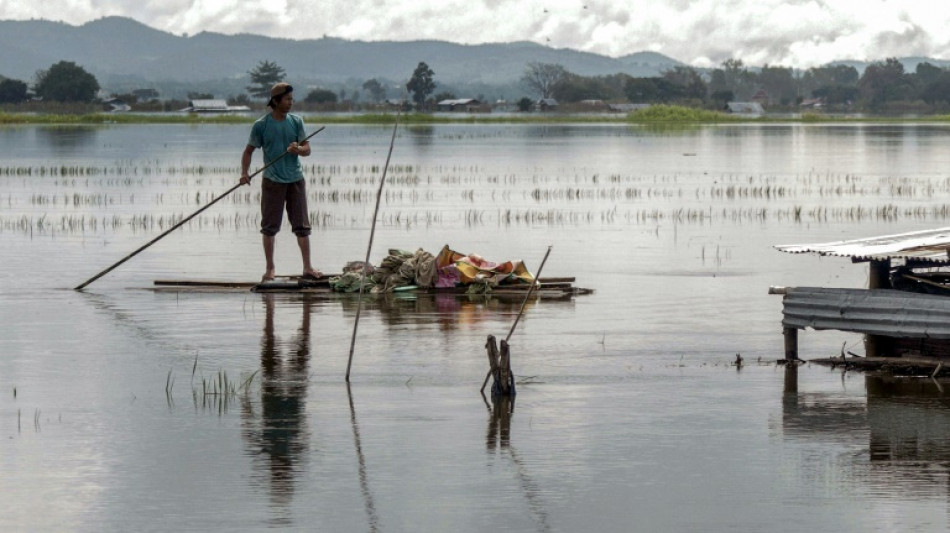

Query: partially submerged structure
[182,99,251,113]
[609,103,651,113]
[725,102,765,116]
[772,227,950,367]
[103,98,131,112]
[435,98,486,112]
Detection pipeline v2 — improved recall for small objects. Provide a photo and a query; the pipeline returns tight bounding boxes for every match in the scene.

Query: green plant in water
[627,104,735,122]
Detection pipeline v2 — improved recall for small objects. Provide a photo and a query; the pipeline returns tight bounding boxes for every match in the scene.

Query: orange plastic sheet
[434,244,535,288]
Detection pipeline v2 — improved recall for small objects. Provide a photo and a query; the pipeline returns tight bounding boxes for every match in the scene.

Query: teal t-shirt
[247,113,306,183]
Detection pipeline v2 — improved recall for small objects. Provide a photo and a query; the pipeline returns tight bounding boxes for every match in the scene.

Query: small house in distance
[751,89,771,107]
[537,98,559,112]
[103,98,131,112]
[725,102,764,116]
[609,103,651,113]
[578,99,607,111]
[183,99,250,113]
[436,98,486,112]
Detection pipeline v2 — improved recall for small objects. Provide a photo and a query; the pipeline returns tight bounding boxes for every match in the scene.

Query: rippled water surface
[3,122,950,531]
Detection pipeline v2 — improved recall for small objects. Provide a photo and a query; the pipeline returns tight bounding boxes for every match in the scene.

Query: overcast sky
[5,0,950,68]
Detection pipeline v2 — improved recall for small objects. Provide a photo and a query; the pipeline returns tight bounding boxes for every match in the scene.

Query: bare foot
[301,269,323,280]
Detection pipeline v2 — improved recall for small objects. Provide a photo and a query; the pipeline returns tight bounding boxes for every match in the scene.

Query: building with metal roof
[435,98,484,112]
[775,226,950,265]
[725,102,764,116]
[773,227,950,362]
[183,99,251,113]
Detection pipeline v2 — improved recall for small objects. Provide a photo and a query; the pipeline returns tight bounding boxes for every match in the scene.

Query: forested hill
[0,16,682,86]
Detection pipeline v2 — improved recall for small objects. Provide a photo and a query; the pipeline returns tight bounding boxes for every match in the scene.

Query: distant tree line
[246,59,399,108]
[8,56,950,114]
[0,60,100,104]
[519,58,950,111]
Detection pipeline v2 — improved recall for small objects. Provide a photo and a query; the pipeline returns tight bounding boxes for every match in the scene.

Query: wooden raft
[151,275,591,299]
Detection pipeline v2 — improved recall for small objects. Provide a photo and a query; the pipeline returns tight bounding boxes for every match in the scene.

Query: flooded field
[3,122,950,531]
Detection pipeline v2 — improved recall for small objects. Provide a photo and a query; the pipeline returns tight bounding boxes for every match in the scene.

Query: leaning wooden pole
[74,126,326,291]
[481,245,553,394]
[505,246,553,344]
[346,116,399,382]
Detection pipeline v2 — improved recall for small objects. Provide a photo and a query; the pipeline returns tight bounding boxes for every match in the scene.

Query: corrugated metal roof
[781,286,950,338]
[775,227,950,264]
[437,98,479,105]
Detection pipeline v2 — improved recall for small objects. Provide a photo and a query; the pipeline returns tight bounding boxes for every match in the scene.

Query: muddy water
[2,122,950,531]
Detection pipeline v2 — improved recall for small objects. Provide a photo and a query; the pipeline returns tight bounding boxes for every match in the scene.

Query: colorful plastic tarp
[434,244,535,288]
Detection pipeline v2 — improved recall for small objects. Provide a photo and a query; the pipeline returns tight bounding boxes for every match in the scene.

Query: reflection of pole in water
[781,363,800,432]
[485,393,514,450]
[347,384,380,532]
[346,116,399,382]
[483,393,551,533]
[241,294,312,525]
[507,446,552,533]
[784,363,799,396]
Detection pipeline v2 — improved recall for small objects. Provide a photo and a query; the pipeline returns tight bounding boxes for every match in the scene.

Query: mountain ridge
[3,17,950,99]
[0,16,685,97]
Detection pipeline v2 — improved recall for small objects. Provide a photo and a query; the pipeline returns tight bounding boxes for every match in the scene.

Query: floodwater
[3,122,950,531]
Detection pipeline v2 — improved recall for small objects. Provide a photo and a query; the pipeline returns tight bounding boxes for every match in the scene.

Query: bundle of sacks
[329,245,535,293]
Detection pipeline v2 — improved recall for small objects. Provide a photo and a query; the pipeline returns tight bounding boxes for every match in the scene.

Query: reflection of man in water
[241,295,313,518]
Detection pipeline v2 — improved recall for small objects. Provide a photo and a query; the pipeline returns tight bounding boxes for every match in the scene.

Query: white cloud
[7,0,950,66]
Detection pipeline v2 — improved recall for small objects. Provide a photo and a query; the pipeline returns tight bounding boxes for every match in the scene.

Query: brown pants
[261,178,311,237]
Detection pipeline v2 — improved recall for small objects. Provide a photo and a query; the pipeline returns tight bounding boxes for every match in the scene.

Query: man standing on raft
[240,82,322,282]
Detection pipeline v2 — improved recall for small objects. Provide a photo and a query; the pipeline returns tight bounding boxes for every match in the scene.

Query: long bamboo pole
[74,126,325,291]
[346,117,399,382]
[506,246,552,343]
[481,245,552,394]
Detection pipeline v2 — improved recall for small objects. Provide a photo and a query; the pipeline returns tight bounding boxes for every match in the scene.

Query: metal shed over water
[773,227,950,363]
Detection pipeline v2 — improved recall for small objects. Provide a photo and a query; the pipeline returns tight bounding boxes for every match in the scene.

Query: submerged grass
[8,161,950,233]
[190,369,260,414]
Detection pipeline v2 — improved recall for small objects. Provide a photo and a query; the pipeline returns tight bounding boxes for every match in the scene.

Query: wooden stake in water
[481,245,553,394]
[74,126,326,291]
[346,116,399,382]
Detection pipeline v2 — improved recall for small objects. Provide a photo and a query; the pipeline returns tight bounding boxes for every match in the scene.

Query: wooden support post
[499,340,515,397]
[783,327,799,361]
[868,259,891,289]
[486,335,500,388]
[485,335,515,397]
[865,334,889,358]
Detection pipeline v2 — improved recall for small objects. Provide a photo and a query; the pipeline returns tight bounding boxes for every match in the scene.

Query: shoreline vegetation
[3,105,950,125]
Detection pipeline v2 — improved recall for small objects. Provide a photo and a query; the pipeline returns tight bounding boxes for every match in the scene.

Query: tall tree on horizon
[858,57,912,107]
[33,61,99,102]
[362,78,387,102]
[407,62,436,108]
[521,62,566,99]
[246,60,286,98]
[0,78,29,103]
